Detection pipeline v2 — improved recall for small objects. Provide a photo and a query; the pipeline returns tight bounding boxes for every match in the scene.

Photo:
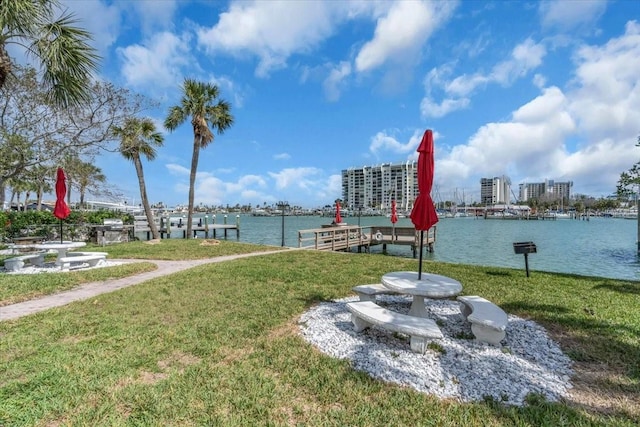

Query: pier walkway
[298,225,436,257]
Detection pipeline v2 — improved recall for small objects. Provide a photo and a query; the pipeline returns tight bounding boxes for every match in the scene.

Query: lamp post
[277,201,289,247]
[358,205,362,227]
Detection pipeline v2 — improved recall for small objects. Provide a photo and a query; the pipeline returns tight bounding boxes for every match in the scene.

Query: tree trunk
[134,156,159,240]
[0,43,11,90]
[37,187,43,210]
[637,188,640,256]
[0,178,5,209]
[187,135,201,239]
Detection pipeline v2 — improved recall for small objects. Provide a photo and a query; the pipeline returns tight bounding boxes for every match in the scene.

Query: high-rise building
[479,176,511,205]
[518,180,573,202]
[341,162,418,211]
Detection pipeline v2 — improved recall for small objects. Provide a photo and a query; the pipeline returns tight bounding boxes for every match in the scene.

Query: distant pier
[297,225,436,258]
[134,215,240,240]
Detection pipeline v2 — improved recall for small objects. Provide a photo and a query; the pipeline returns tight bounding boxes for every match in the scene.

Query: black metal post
[524,253,530,277]
[418,230,424,279]
[278,201,288,247]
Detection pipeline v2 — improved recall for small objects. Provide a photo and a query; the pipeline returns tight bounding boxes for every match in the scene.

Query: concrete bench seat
[346,301,443,353]
[58,254,106,272]
[4,253,46,271]
[352,283,400,302]
[66,251,109,257]
[457,295,508,346]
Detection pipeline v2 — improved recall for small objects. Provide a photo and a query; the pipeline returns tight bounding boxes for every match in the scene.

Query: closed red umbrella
[53,168,71,242]
[390,199,398,241]
[335,200,342,224]
[390,200,398,224]
[410,129,438,279]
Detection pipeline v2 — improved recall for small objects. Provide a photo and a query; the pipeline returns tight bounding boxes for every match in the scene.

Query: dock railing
[298,225,436,255]
[298,225,370,251]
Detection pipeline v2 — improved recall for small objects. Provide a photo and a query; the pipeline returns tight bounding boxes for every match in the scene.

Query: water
[158,214,640,281]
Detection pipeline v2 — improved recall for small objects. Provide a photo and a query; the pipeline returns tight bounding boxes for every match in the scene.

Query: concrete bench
[58,254,106,272]
[66,251,109,257]
[4,253,46,271]
[457,295,508,346]
[346,301,443,353]
[352,283,400,302]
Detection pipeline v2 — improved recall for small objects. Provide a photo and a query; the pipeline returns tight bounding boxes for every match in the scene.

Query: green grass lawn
[0,240,638,426]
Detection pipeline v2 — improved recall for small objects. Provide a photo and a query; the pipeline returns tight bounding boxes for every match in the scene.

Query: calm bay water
[165,214,639,281]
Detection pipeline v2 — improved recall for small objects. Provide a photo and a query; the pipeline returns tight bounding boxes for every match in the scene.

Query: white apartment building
[341,162,418,211]
[480,176,512,205]
[518,180,573,202]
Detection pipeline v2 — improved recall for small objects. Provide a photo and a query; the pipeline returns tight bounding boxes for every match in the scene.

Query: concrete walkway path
[1,249,290,322]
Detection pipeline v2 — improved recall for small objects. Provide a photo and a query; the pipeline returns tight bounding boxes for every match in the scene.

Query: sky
[51,0,640,208]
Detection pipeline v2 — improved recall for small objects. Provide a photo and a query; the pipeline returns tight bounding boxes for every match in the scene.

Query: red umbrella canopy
[335,201,342,224]
[410,129,438,231]
[390,199,398,224]
[53,168,71,220]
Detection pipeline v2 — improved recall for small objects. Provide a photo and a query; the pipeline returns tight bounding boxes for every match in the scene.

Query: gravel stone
[298,294,573,406]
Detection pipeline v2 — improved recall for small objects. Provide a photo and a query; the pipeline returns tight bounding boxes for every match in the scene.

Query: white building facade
[518,180,573,202]
[480,176,512,205]
[341,162,418,211]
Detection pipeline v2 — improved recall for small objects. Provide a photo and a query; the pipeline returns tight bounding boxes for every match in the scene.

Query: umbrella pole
[418,230,424,279]
[60,219,63,243]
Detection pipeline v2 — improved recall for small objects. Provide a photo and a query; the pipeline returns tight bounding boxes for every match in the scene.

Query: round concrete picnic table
[33,241,86,265]
[381,271,463,318]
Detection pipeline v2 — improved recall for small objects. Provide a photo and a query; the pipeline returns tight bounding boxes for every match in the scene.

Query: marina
[134,213,640,281]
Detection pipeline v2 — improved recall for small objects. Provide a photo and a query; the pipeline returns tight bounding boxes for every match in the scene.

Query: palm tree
[114,117,164,240]
[74,161,106,208]
[0,0,100,107]
[164,78,234,239]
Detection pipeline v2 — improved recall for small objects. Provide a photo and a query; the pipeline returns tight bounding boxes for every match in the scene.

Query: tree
[0,65,153,208]
[164,79,234,239]
[616,135,640,254]
[114,117,164,240]
[0,0,100,108]
[74,161,106,208]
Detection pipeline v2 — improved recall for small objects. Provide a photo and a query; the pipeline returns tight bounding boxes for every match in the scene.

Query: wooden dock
[297,225,436,257]
[133,215,240,240]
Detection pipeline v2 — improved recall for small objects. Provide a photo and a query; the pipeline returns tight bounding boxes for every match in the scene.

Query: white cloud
[532,74,547,89]
[166,163,190,176]
[209,74,245,108]
[197,1,337,77]
[446,38,546,97]
[189,172,269,205]
[117,31,192,90]
[268,167,322,190]
[273,153,291,160]
[127,0,180,35]
[445,87,575,178]
[434,20,640,197]
[117,32,193,89]
[421,38,546,118]
[61,0,121,53]
[420,97,470,118]
[540,0,607,32]
[355,1,457,73]
[568,20,640,141]
[323,61,352,102]
[369,130,425,157]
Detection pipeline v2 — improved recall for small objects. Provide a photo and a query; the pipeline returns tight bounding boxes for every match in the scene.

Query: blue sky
[56,0,640,208]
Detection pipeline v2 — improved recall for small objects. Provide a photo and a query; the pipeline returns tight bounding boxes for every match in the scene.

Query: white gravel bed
[2,260,125,274]
[298,295,573,406]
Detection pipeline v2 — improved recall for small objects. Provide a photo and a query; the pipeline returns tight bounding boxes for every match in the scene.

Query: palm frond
[30,13,100,108]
